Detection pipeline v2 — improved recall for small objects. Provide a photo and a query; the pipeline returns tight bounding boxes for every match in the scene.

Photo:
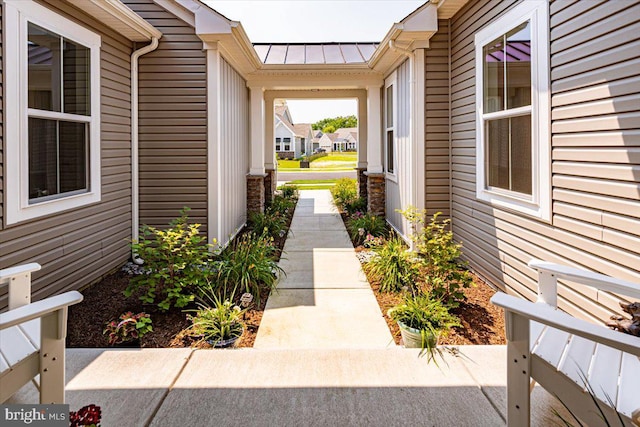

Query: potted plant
[103,312,153,347]
[188,294,245,348]
[387,294,461,361]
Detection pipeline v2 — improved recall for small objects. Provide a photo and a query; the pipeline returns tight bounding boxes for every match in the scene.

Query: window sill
[7,191,101,226]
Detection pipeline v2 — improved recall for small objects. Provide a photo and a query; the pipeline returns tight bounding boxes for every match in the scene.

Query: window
[5,0,101,224]
[275,137,282,151]
[283,137,291,151]
[384,72,396,176]
[475,0,550,220]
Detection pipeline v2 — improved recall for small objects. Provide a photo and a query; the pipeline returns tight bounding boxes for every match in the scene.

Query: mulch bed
[67,199,296,349]
[342,211,506,346]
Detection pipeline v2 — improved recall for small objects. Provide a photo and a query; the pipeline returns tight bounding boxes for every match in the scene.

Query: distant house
[318,133,337,152]
[334,127,358,151]
[274,102,312,159]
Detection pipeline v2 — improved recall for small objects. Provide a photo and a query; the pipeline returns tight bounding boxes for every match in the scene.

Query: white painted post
[357,93,368,169]
[366,84,383,174]
[205,42,222,245]
[505,311,531,427]
[264,96,276,171]
[537,270,558,308]
[249,85,266,175]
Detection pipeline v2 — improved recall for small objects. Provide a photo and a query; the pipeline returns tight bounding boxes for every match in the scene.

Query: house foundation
[365,173,385,217]
[356,167,368,204]
[265,168,276,205]
[247,174,267,213]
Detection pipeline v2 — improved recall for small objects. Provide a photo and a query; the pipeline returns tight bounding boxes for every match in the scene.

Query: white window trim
[384,71,397,183]
[474,0,550,221]
[5,0,102,225]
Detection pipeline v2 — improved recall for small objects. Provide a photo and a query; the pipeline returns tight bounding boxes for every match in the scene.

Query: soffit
[66,0,162,41]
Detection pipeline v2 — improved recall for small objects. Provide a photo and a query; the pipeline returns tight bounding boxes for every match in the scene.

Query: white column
[357,92,368,169]
[249,85,265,175]
[205,42,222,244]
[264,96,276,170]
[413,48,426,212]
[366,84,383,174]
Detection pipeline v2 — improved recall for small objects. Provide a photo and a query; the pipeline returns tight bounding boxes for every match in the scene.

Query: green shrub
[268,194,296,216]
[248,210,287,240]
[125,208,212,311]
[278,184,299,199]
[343,197,367,215]
[388,293,461,361]
[347,212,387,245]
[303,152,328,162]
[188,287,244,345]
[401,208,473,307]
[215,233,283,303]
[366,238,420,293]
[330,177,358,209]
[103,312,153,346]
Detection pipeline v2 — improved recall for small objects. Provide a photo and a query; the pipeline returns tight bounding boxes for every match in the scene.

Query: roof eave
[67,0,162,41]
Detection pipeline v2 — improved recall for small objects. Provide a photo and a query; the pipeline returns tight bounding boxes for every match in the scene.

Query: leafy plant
[70,405,101,427]
[343,197,367,215]
[103,312,153,346]
[248,210,287,240]
[366,238,420,293]
[330,177,358,210]
[401,208,473,307]
[268,194,296,216]
[388,294,461,362]
[125,208,213,311]
[278,184,299,199]
[363,233,385,249]
[188,291,244,346]
[215,233,283,303]
[347,211,387,245]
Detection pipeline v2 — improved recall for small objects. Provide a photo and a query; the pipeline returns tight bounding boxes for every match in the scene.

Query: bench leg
[39,310,67,404]
[505,311,531,427]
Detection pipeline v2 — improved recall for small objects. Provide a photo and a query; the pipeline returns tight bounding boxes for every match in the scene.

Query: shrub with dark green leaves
[343,197,367,215]
[248,210,287,240]
[330,177,358,210]
[278,184,299,199]
[268,194,296,216]
[347,212,387,245]
[366,238,420,293]
[125,208,212,311]
[215,233,283,303]
[401,208,473,307]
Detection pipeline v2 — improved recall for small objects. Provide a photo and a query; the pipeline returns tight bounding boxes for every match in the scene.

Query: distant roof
[254,43,379,65]
[293,124,312,137]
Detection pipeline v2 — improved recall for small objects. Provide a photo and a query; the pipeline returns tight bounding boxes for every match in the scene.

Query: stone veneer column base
[247,174,267,214]
[356,168,368,205]
[265,168,276,205]
[365,173,385,217]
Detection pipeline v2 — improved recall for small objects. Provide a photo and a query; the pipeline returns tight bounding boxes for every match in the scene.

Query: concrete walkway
[9,346,568,426]
[254,190,394,349]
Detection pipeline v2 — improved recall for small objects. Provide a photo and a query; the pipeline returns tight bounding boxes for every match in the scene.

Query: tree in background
[313,115,357,132]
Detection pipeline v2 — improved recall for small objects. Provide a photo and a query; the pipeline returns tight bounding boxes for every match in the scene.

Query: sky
[205,0,425,123]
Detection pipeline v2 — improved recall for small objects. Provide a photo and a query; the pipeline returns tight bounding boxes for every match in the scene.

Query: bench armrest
[0,263,41,282]
[491,292,640,357]
[0,291,83,330]
[529,260,640,300]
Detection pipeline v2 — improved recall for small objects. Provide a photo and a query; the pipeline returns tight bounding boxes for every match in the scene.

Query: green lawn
[277,159,300,169]
[310,152,357,170]
[288,179,337,190]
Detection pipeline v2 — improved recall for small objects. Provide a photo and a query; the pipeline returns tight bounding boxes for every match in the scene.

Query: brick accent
[265,168,276,204]
[366,173,385,217]
[247,174,266,214]
[356,167,368,204]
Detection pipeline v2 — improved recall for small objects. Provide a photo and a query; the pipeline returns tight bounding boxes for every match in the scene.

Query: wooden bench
[0,263,83,403]
[491,260,640,427]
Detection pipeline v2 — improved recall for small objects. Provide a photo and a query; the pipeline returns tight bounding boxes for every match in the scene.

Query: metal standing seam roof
[254,43,379,65]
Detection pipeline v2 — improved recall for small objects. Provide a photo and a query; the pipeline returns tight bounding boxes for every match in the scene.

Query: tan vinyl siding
[123,0,208,232]
[0,0,133,308]
[448,0,640,324]
[425,20,451,218]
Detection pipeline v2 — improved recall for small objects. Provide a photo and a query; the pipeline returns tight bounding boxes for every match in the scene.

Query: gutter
[131,37,160,264]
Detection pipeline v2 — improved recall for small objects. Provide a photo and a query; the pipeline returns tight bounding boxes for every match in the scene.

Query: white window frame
[283,137,291,151]
[384,71,397,181]
[4,0,101,225]
[474,0,550,220]
[275,137,282,151]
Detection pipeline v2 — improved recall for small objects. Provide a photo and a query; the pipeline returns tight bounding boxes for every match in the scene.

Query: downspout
[448,19,453,226]
[131,38,159,264]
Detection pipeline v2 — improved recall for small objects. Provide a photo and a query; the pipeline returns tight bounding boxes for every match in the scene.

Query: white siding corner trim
[4,0,102,225]
[474,0,551,221]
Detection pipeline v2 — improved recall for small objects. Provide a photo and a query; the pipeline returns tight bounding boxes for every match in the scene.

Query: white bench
[0,263,83,403]
[491,260,640,427]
